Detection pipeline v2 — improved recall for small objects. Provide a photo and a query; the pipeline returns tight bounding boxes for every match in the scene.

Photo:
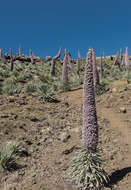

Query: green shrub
[0,68,10,78]
[59,83,71,92]
[69,149,109,190]
[5,76,17,85]
[3,77,21,95]
[70,75,83,88]
[17,71,32,83]
[0,141,21,171]
[25,82,37,95]
[95,83,107,95]
[36,83,57,102]
[3,81,21,95]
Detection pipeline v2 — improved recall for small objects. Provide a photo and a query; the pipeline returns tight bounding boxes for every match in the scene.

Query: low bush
[0,141,22,171]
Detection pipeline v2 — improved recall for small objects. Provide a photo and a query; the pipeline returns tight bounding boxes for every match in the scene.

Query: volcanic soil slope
[0,84,131,190]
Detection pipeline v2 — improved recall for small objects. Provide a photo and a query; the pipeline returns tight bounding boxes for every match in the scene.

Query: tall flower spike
[10,56,14,71]
[50,48,62,75]
[0,49,2,59]
[62,49,68,86]
[103,52,107,62]
[68,52,75,74]
[92,49,99,85]
[10,49,14,71]
[30,50,34,64]
[19,46,22,56]
[114,51,119,65]
[121,54,125,66]
[9,48,12,58]
[50,60,56,75]
[82,48,98,151]
[99,55,103,77]
[125,47,129,68]
[53,48,62,60]
[78,49,82,60]
[77,50,82,75]
[120,48,122,61]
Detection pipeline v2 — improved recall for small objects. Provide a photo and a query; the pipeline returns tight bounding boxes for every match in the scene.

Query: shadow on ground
[69,86,83,92]
[106,167,131,187]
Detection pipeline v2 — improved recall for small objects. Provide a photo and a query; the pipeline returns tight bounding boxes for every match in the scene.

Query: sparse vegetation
[0,141,21,171]
[0,47,131,189]
[69,149,109,190]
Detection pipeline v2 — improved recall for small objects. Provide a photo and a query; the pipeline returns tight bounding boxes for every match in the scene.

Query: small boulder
[30,115,39,122]
[71,127,81,133]
[8,96,15,102]
[111,88,117,93]
[119,107,126,113]
[62,146,75,154]
[59,132,70,142]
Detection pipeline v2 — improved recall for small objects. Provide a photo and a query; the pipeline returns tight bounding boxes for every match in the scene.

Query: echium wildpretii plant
[69,48,109,190]
[0,48,5,63]
[114,51,121,69]
[92,49,99,85]
[114,51,119,66]
[30,50,34,64]
[120,48,122,61]
[9,48,12,58]
[99,55,103,78]
[0,48,2,59]
[0,48,6,63]
[68,52,75,74]
[10,48,14,71]
[19,46,22,56]
[121,54,125,67]
[61,49,70,91]
[83,48,98,150]
[103,52,107,62]
[125,47,129,68]
[50,48,62,76]
[77,50,82,76]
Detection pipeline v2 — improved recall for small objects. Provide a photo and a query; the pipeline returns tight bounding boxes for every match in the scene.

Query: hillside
[0,51,131,190]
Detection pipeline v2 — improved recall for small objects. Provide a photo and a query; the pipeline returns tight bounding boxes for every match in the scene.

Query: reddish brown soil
[0,84,131,190]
